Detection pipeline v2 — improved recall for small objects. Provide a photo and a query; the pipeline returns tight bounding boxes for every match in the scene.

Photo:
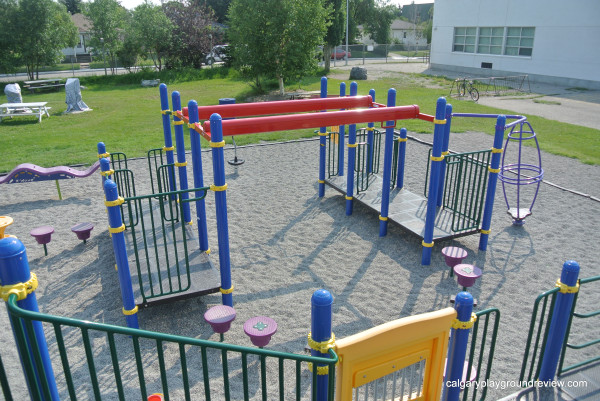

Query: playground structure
[0,161,100,200]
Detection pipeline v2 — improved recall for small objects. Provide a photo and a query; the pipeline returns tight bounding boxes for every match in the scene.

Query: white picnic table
[0,102,51,123]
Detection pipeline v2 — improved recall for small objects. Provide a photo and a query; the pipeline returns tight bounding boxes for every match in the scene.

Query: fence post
[367,89,375,174]
[346,82,358,216]
[421,97,447,265]
[104,179,140,329]
[318,77,328,198]
[437,104,453,206]
[310,289,334,401]
[0,235,60,400]
[379,88,396,237]
[171,91,191,224]
[478,115,505,251]
[208,113,234,307]
[338,82,346,177]
[159,84,177,195]
[538,260,580,381]
[443,291,475,401]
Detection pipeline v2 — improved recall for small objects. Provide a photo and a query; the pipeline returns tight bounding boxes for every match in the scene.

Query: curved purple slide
[0,161,100,184]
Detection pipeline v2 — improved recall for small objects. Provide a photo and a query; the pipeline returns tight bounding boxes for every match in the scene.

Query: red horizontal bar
[417,113,435,122]
[202,105,421,136]
[195,96,374,120]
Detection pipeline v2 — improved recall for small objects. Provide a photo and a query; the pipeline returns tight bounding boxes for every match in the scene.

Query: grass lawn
[0,69,598,173]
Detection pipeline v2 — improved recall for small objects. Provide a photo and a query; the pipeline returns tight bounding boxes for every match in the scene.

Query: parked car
[331,46,351,60]
[205,45,228,65]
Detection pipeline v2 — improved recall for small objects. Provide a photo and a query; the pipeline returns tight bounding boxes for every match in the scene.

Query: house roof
[391,19,420,31]
[71,13,92,33]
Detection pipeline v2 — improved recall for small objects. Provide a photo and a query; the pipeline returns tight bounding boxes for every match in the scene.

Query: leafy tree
[131,1,173,71]
[11,0,78,79]
[163,1,216,69]
[84,0,128,75]
[323,0,344,72]
[116,36,141,72]
[200,0,231,24]
[59,0,83,15]
[362,4,395,44]
[0,0,20,74]
[228,0,328,95]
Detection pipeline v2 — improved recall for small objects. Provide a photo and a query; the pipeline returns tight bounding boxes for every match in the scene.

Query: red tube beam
[195,95,374,120]
[202,105,421,136]
[417,113,435,122]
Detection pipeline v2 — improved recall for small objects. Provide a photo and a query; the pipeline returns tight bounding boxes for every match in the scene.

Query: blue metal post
[159,84,177,195]
[379,88,396,237]
[478,115,506,251]
[171,91,191,224]
[0,236,60,401]
[539,260,580,381]
[421,97,447,265]
[443,291,474,401]
[367,89,375,174]
[209,114,234,307]
[396,127,408,189]
[311,289,333,401]
[437,104,453,206]
[318,77,328,197]
[345,82,358,216]
[104,179,139,329]
[187,100,210,252]
[338,82,346,177]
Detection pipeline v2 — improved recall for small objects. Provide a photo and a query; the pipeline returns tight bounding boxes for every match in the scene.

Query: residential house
[61,13,93,63]
[358,19,427,48]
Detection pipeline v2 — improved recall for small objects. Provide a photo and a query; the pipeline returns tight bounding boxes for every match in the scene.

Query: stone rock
[141,79,160,87]
[349,66,368,80]
[65,78,90,113]
[4,83,22,103]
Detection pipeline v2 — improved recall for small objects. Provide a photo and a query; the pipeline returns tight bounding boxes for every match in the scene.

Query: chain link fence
[326,43,430,66]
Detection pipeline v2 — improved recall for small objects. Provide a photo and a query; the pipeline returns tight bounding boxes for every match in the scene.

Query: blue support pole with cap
[396,127,408,189]
[437,104,453,207]
[338,82,346,177]
[379,88,396,237]
[539,260,580,381]
[171,91,191,224]
[209,114,234,307]
[0,236,60,401]
[443,291,474,401]
[104,179,139,329]
[478,115,506,251]
[187,100,210,252]
[345,82,358,216]
[367,89,375,174]
[311,289,333,401]
[318,77,328,197]
[159,84,177,196]
[421,97,447,265]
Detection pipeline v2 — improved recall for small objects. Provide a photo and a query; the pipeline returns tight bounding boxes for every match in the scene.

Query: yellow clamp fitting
[210,183,228,192]
[220,285,234,295]
[307,363,330,375]
[347,144,358,148]
[109,224,126,234]
[173,121,184,125]
[317,132,329,136]
[556,279,580,294]
[123,305,139,316]
[430,155,444,162]
[161,109,172,115]
[100,169,114,177]
[397,137,407,142]
[187,123,197,129]
[366,127,375,131]
[97,152,110,159]
[491,147,503,153]
[1,273,38,302]
[442,151,450,156]
[204,248,211,254]
[488,167,500,174]
[480,228,491,235]
[104,197,124,207]
[452,313,477,330]
[318,180,325,184]
[422,240,434,248]
[163,146,175,152]
[433,119,446,125]
[174,161,188,167]
[307,332,336,354]
[115,264,118,272]
[210,141,226,148]
[379,215,388,221]
[345,196,353,201]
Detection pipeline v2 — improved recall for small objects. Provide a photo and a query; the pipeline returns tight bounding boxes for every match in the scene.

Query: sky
[117,0,433,11]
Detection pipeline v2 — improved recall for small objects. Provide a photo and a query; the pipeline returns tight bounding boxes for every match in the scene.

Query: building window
[403,32,407,39]
[478,27,504,54]
[453,27,476,53]
[505,27,535,56]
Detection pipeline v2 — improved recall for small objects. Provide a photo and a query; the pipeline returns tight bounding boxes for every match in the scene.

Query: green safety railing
[425,149,491,232]
[5,293,338,400]
[355,128,381,193]
[124,187,207,305]
[557,275,600,375]
[148,148,170,195]
[110,152,129,171]
[462,308,500,401]
[0,354,11,401]
[156,163,180,223]
[112,168,139,227]
[327,131,339,178]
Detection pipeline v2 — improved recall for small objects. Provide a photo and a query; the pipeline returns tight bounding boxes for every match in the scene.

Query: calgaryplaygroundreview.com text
[445,379,589,391]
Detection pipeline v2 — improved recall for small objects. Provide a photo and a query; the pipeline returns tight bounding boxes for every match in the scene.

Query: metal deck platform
[326,174,479,241]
